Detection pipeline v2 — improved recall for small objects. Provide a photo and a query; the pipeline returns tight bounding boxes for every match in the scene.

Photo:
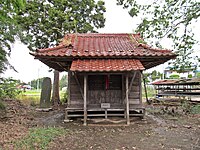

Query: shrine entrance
[88,75,123,106]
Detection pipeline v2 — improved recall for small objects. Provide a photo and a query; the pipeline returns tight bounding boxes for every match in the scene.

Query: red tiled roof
[34,33,175,58]
[70,59,145,72]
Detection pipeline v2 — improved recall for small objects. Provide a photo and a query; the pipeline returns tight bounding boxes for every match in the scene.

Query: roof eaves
[139,43,170,52]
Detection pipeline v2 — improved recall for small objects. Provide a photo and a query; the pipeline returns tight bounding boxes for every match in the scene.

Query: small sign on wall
[101,103,110,108]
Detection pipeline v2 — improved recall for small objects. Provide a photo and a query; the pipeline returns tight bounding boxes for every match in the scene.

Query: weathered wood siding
[88,90,122,105]
[127,71,141,105]
[88,75,122,106]
[68,72,141,108]
[69,73,84,105]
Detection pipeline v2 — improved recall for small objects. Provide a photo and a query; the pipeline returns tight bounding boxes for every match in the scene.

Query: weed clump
[15,127,67,150]
[0,100,6,110]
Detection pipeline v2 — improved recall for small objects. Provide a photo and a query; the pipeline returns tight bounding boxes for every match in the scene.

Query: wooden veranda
[65,71,145,125]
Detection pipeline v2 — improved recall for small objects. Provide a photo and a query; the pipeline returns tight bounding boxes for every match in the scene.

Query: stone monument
[37,77,52,111]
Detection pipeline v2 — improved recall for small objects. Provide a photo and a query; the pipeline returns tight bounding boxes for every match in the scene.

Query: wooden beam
[55,62,68,71]
[78,72,125,75]
[67,71,71,105]
[74,73,84,100]
[126,75,130,125]
[141,71,150,104]
[83,75,87,126]
[139,71,142,104]
[123,71,137,102]
[122,74,124,104]
[122,74,126,118]
[128,71,137,94]
[123,71,137,119]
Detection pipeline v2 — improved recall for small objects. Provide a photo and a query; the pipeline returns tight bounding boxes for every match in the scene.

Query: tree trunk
[52,70,60,106]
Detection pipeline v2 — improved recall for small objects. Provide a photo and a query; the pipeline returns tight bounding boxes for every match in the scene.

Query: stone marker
[37,77,52,111]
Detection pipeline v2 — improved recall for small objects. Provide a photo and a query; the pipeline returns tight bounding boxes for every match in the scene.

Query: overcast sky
[3,0,200,83]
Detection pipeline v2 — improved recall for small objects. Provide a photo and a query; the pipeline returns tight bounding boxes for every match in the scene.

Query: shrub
[0,100,6,110]
[196,72,200,78]
[188,74,192,78]
[169,74,180,79]
[0,77,21,99]
[191,105,200,114]
[60,91,68,104]
[30,100,37,107]
[181,100,191,114]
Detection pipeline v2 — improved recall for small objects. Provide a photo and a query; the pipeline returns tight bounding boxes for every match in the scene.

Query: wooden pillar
[126,75,130,125]
[141,71,150,104]
[52,70,60,106]
[65,71,71,122]
[122,75,126,118]
[67,71,71,105]
[139,71,142,104]
[83,75,87,126]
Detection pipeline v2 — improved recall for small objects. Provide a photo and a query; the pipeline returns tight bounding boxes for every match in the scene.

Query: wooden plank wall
[69,72,141,107]
[88,75,122,106]
[69,73,84,106]
[128,72,141,105]
[88,90,122,105]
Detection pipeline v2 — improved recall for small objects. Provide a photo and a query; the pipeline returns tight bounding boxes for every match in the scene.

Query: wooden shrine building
[31,33,176,125]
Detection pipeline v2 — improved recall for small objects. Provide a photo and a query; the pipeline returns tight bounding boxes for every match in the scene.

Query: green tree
[0,0,26,73]
[169,74,180,79]
[196,72,200,78]
[59,74,68,90]
[0,77,21,99]
[142,72,150,83]
[117,0,200,72]
[17,0,105,50]
[151,70,158,82]
[17,0,106,105]
[188,74,193,78]
[151,70,163,81]
[143,70,163,83]
[28,77,44,90]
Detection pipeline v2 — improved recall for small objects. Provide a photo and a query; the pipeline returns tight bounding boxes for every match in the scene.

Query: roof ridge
[138,43,173,53]
[36,44,67,53]
[66,33,141,37]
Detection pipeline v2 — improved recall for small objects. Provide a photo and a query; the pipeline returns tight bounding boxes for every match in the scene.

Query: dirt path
[0,99,200,150]
[48,115,200,150]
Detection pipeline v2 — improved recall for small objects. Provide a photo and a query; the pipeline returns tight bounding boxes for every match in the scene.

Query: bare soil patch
[0,99,200,150]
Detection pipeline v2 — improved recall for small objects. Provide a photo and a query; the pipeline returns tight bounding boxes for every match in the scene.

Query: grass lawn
[23,90,41,96]
[14,127,67,150]
[17,90,66,106]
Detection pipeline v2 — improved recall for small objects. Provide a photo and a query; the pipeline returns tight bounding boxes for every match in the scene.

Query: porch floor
[65,104,145,121]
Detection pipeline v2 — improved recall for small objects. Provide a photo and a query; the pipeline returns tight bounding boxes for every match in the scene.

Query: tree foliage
[169,74,180,79]
[59,74,67,90]
[17,0,106,105]
[143,70,163,83]
[0,0,26,73]
[28,77,44,89]
[117,0,200,72]
[17,0,106,51]
[196,72,200,78]
[0,77,21,99]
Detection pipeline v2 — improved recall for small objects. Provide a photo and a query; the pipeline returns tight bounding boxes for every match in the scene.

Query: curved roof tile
[34,33,176,58]
[70,59,145,72]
